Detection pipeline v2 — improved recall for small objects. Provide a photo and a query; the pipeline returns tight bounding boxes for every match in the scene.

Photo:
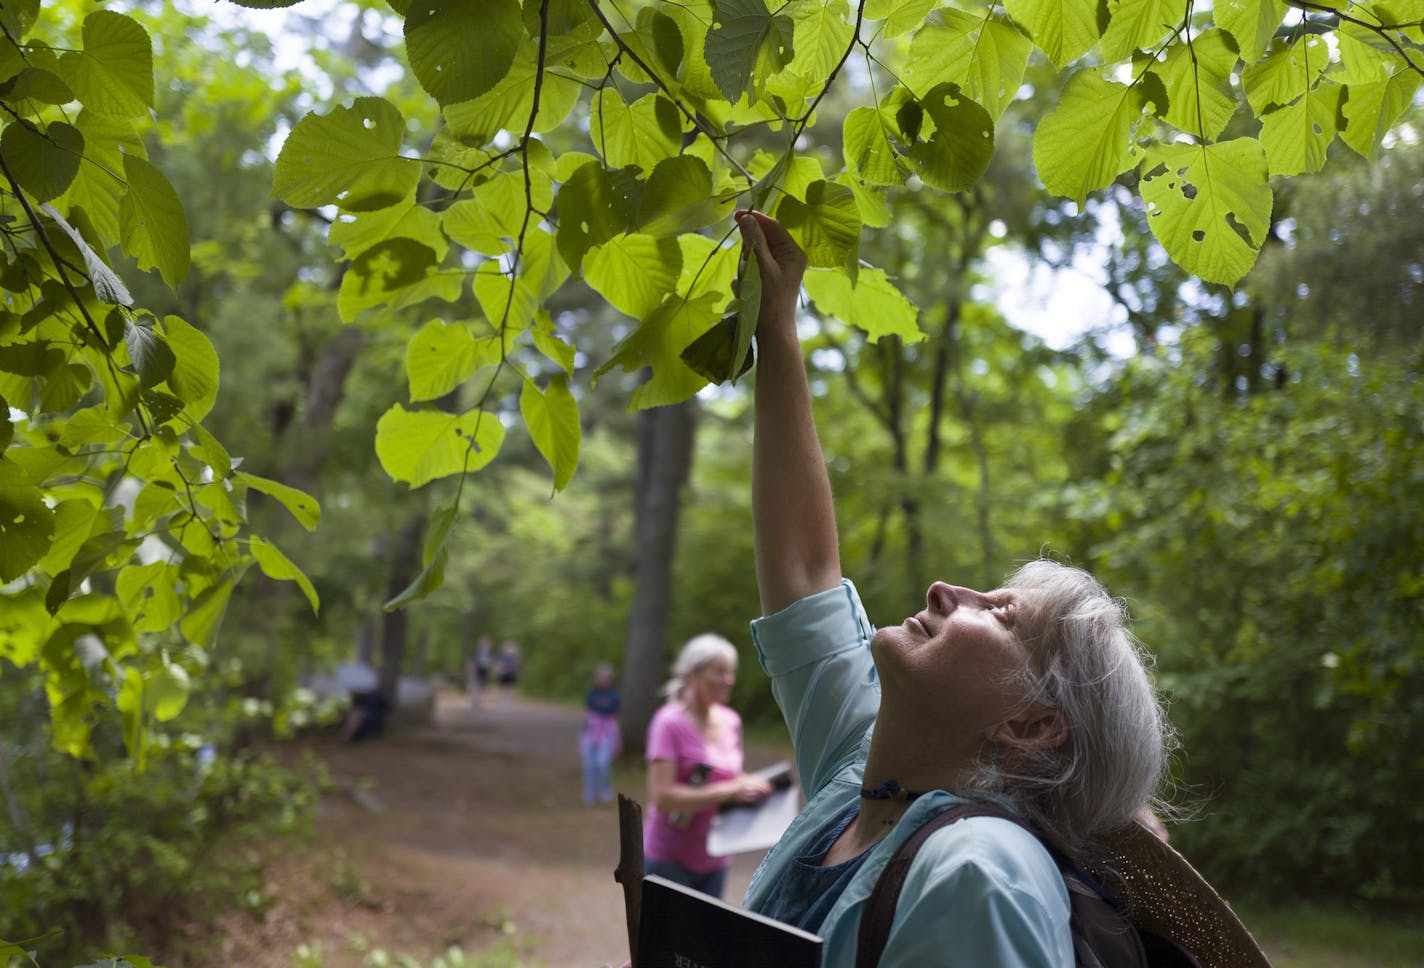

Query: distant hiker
[469,635,494,708]
[495,639,522,704]
[580,663,622,804]
[642,634,772,899]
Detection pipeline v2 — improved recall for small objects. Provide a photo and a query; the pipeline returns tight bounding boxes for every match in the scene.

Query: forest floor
[195,689,779,968]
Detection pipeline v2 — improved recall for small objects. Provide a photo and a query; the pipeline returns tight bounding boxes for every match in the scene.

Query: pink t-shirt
[643,701,744,872]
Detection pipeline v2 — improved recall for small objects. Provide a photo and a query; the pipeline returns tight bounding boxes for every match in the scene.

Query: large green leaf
[778,179,861,269]
[866,0,937,37]
[56,11,153,118]
[441,45,583,143]
[1259,80,1340,176]
[842,105,908,187]
[1149,29,1237,141]
[161,315,219,420]
[329,197,446,262]
[584,233,683,318]
[250,536,319,614]
[232,471,320,531]
[782,0,853,83]
[1,120,82,202]
[520,375,580,492]
[406,319,499,402]
[555,161,640,273]
[115,561,182,633]
[472,227,568,331]
[0,479,55,581]
[705,0,796,105]
[1336,48,1421,159]
[1139,138,1273,287]
[1002,0,1100,66]
[180,577,234,649]
[405,0,522,106]
[273,97,420,212]
[119,154,189,289]
[903,11,1034,122]
[60,112,144,250]
[594,292,722,409]
[639,155,735,236]
[803,267,924,343]
[907,83,995,193]
[1034,70,1147,204]
[1215,0,1289,64]
[1243,36,1329,115]
[1099,0,1178,61]
[337,237,442,322]
[375,404,507,487]
[590,90,681,171]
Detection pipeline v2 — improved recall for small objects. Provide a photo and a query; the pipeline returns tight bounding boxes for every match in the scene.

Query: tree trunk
[619,398,698,754]
[379,512,426,704]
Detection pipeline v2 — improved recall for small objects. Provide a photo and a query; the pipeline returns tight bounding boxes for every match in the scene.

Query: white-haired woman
[734,210,1174,965]
[643,633,775,898]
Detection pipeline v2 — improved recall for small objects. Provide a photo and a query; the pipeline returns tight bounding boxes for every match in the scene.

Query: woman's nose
[927,582,988,612]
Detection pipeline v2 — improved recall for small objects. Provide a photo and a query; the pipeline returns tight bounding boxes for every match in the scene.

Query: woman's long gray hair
[968,559,1175,858]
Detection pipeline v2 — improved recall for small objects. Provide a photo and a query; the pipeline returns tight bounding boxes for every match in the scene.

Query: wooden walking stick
[614,793,645,968]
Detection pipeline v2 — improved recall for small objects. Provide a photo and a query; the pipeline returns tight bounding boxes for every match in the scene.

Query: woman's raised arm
[739,211,842,616]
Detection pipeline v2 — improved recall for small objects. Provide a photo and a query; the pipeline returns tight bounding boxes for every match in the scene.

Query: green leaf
[1259,80,1340,176]
[1139,138,1273,287]
[180,577,233,649]
[0,67,73,107]
[440,45,583,142]
[1100,0,1178,61]
[406,319,503,402]
[472,227,568,331]
[639,155,734,236]
[233,471,320,531]
[40,202,131,306]
[57,11,153,117]
[251,535,320,614]
[705,0,796,105]
[384,504,456,611]
[746,148,791,214]
[1336,55,1420,159]
[784,0,853,82]
[161,315,219,420]
[150,659,190,722]
[337,237,441,322]
[594,292,721,409]
[904,11,1034,122]
[842,106,908,187]
[1215,0,1289,64]
[532,313,576,374]
[804,267,924,343]
[273,97,420,212]
[1243,36,1329,115]
[404,0,522,106]
[907,83,995,193]
[329,198,447,262]
[584,233,683,319]
[1150,28,1238,141]
[375,404,507,487]
[124,317,175,389]
[555,161,640,273]
[681,311,756,384]
[590,90,682,171]
[1034,70,1146,204]
[1,119,82,202]
[1002,0,1100,66]
[520,374,580,492]
[116,561,182,633]
[37,498,97,576]
[60,112,144,250]
[188,422,231,479]
[866,0,937,36]
[120,154,190,289]
[778,179,861,269]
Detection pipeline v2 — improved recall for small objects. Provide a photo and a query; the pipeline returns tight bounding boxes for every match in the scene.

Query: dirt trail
[211,691,779,968]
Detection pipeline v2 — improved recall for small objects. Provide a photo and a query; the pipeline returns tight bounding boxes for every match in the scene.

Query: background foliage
[0,0,1420,962]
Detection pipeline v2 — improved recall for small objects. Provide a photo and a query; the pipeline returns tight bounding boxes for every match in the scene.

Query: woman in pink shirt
[643,634,773,898]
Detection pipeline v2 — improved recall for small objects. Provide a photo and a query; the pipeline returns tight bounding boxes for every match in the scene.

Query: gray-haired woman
[642,633,774,899]
[735,209,1174,966]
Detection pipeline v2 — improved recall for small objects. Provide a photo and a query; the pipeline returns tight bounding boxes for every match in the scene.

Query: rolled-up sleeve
[749,580,880,797]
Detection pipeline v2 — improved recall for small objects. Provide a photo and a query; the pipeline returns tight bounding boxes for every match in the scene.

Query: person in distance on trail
[642,633,774,899]
[734,209,1174,965]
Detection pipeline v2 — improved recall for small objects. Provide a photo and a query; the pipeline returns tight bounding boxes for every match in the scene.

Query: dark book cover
[637,874,822,968]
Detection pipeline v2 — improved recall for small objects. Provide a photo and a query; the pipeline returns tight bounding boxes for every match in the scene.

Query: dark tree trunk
[619,398,698,754]
[379,512,426,704]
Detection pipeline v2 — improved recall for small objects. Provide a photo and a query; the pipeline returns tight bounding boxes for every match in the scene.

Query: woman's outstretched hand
[734,210,807,336]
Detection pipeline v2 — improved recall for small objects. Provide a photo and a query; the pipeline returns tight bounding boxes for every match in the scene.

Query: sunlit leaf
[375,404,507,487]
[1215,0,1289,64]
[1150,28,1238,141]
[1260,80,1340,176]
[866,0,937,37]
[161,315,219,420]
[180,577,234,649]
[405,0,522,106]
[56,11,153,117]
[273,97,420,212]
[555,161,640,273]
[842,106,908,187]
[590,90,682,171]
[150,659,190,722]
[251,535,320,614]
[585,233,683,319]
[907,83,995,193]
[384,503,456,611]
[778,179,861,269]
[1140,138,1273,287]
[1002,0,1100,66]
[594,293,721,408]
[233,471,320,531]
[804,267,924,343]
[1099,0,1178,61]
[120,154,190,289]
[520,375,580,491]
[903,11,1033,122]
[1034,70,1147,204]
[639,155,735,236]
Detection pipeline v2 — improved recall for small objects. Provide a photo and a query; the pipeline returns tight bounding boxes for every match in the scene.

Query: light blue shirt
[745,580,1074,967]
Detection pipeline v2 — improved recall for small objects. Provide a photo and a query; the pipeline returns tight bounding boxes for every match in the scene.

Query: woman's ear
[991,705,1068,751]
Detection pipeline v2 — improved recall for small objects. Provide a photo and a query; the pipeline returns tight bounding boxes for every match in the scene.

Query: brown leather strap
[855,802,1022,967]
